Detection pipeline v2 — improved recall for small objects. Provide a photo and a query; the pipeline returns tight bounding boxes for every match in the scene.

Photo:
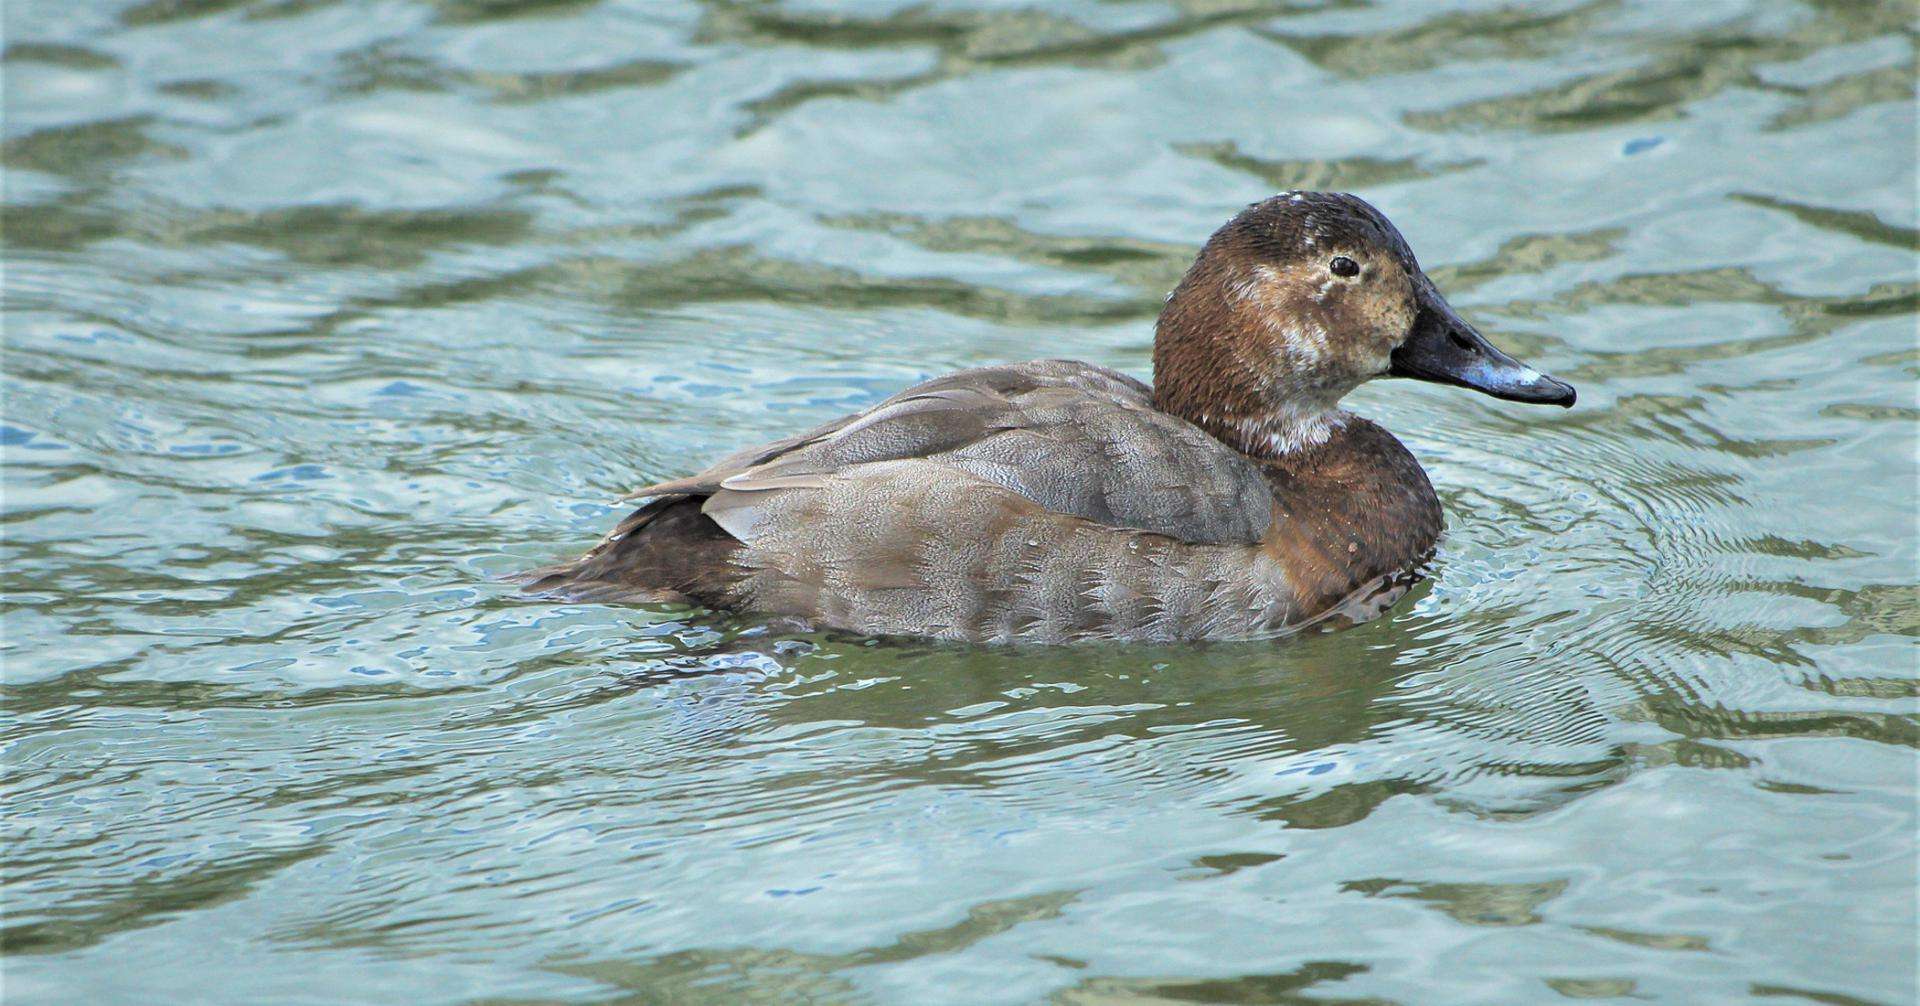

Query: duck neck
[1150,293,1347,462]
[1174,399,1348,461]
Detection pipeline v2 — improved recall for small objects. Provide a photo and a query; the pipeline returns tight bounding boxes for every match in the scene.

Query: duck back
[523,361,1442,643]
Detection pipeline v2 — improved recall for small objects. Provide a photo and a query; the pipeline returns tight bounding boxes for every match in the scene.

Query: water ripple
[3,1,1914,1003]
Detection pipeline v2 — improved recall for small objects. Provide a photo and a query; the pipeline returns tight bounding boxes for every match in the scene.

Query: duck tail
[510,494,738,607]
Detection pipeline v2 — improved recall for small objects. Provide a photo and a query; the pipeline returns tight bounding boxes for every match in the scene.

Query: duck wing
[531,360,1298,640]
[625,359,1273,547]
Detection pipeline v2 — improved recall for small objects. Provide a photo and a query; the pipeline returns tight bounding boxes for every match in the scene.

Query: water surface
[3,1,1916,1003]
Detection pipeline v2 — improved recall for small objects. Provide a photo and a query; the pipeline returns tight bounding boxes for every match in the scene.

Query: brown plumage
[522,192,1575,643]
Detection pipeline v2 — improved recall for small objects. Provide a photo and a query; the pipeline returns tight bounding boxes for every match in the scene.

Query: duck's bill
[1389,296,1575,408]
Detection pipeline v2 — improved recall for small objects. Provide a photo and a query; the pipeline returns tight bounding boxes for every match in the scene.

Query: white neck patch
[1199,405,1349,457]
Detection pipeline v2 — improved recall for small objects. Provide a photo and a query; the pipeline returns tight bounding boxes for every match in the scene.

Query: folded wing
[624,359,1274,548]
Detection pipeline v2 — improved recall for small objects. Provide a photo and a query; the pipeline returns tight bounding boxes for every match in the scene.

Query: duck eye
[1329,256,1360,278]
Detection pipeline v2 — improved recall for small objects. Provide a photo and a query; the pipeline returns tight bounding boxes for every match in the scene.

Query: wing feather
[633,360,1273,547]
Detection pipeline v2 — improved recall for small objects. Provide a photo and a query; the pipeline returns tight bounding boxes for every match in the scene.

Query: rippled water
[4,1,1916,1002]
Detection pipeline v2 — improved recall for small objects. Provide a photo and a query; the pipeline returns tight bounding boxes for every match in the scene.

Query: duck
[523,192,1575,644]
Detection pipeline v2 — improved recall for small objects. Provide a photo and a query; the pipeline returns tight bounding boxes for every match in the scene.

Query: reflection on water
[3,0,1914,1003]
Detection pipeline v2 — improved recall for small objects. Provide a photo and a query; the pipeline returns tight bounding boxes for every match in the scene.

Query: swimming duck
[524,192,1574,643]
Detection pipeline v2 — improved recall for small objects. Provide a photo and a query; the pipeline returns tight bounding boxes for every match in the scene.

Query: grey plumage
[607,360,1296,643]
[627,360,1275,546]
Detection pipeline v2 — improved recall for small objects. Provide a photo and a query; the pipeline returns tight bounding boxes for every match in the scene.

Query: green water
[3,1,1916,1002]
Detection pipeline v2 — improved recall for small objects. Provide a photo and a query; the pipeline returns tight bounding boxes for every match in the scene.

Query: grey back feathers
[626,360,1275,547]
[600,360,1299,642]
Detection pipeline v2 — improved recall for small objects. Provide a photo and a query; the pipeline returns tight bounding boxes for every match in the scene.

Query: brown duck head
[1151,191,1574,458]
